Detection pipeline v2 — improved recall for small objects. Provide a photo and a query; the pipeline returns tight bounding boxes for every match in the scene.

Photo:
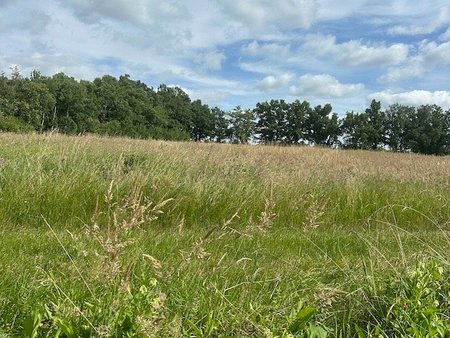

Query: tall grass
[0,133,449,337]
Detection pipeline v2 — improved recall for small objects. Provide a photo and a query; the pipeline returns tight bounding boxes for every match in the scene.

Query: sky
[1,0,450,114]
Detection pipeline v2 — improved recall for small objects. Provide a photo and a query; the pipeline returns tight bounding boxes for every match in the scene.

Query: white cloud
[389,6,450,36]
[341,41,409,67]
[199,51,226,71]
[381,40,450,83]
[317,1,450,28]
[238,60,286,75]
[255,73,293,91]
[185,88,229,104]
[369,90,450,109]
[440,28,450,41]
[58,0,189,27]
[302,34,409,67]
[239,41,292,75]
[0,0,16,7]
[289,74,364,98]
[379,63,424,83]
[0,8,50,34]
[218,0,319,31]
[2,0,450,112]
[241,40,291,58]
[420,40,450,64]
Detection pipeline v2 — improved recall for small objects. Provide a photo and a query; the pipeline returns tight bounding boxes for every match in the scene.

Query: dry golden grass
[3,132,450,185]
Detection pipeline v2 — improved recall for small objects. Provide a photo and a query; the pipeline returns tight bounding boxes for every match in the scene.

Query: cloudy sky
[1,0,450,113]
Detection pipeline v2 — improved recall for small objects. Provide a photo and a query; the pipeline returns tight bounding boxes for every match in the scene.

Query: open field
[0,133,449,337]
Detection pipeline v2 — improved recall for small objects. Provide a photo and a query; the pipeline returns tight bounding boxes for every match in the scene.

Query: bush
[341,260,450,337]
[0,115,34,132]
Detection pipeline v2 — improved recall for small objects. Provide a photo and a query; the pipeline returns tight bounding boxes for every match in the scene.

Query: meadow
[0,133,449,337]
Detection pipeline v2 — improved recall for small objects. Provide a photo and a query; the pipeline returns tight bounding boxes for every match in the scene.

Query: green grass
[0,133,449,337]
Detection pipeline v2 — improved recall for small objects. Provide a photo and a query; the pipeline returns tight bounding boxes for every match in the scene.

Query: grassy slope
[0,133,449,337]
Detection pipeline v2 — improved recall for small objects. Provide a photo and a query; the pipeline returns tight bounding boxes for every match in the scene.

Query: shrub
[0,115,34,132]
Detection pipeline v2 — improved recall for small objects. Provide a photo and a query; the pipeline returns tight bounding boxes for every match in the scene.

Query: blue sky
[1,0,450,114]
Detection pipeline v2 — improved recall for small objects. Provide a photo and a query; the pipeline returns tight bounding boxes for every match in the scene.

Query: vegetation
[1,68,450,155]
[0,133,449,337]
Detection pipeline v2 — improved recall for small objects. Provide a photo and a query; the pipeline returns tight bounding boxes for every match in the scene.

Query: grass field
[0,133,449,337]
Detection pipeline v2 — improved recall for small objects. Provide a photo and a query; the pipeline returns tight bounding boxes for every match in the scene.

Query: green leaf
[308,323,329,338]
[23,309,41,338]
[288,306,316,333]
[354,324,366,338]
[53,317,75,338]
[120,312,135,335]
[185,318,203,337]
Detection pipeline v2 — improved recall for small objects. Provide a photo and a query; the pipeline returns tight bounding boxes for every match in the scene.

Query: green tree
[341,100,386,150]
[47,73,100,133]
[93,75,132,125]
[385,104,414,152]
[406,105,450,155]
[341,111,370,149]
[305,104,340,146]
[254,100,290,144]
[364,99,386,150]
[190,100,214,141]
[229,106,254,144]
[11,79,56,130]
[156,85,192,133]
[117,75,157,134]
[92,75,148,137]
[285,100,309,145]
[0,73,14,117]
[210,107,229,143]
[254,101,276,144]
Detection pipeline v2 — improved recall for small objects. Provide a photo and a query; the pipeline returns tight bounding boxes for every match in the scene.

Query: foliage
[254,99,290,144]
[385,104,414,152]
[229,106,255,144]
[306,104,340,147]
[0,115,34,132]
[2,69,450,154]
[336,261,450,338]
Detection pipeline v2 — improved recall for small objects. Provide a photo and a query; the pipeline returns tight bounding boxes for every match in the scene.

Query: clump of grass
[15,176,175,337]
[87,179,173,275]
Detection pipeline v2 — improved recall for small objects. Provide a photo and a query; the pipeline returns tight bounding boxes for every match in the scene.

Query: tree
[156,85,192,133]
[9,65,22,82]
[364,99,386,150]
[229,106,254,144]
[117,75,157,131]
[305,104,340,146]
[341,111,370,149]
[341,100,386,150]
[30,70,48,83]
[11,79,55,130]
[385,104,414,152]
[190,100,214,141]
[325,112,341,147]
[93,75,132,125]
[210,107,229,143]
[254,100,289,144]
[0,73,14,117]
[406,105,450,155]
[285,100,309,145]
[47,73,100,133]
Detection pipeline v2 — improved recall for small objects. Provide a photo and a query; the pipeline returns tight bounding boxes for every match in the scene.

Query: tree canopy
[1,69,450,155]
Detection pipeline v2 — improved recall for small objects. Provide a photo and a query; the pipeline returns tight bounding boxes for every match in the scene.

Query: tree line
[1,69,450,155]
